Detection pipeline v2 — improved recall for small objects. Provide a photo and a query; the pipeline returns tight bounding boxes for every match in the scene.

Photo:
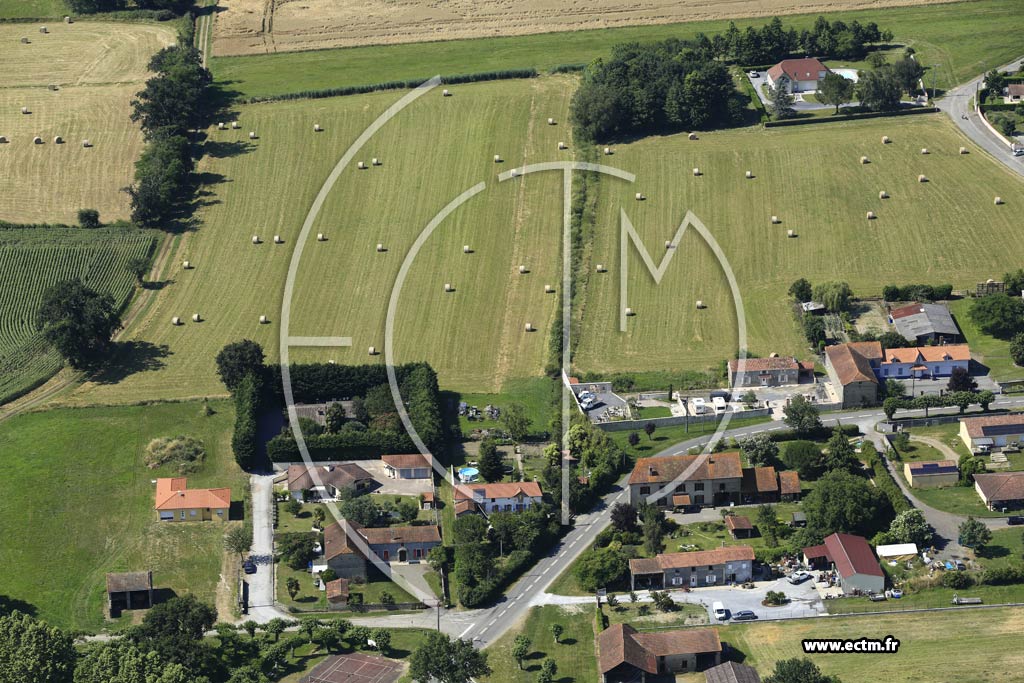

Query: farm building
[741,465,779,503]
[323,521,441,580]
[598,624,723,682]
[106,571,153,613]
[628,453,742,507]
[725,515,754,539]
[904,460,959,488]
[381,453,432,479]
[704,661,761,683]
[803,533,884,595]
[726,356,810,387]
[974,472,1024,511]
[889,303,962,345]
[960,414,1024,453]
[800,301,827,315]
[779,470,802,501]
[452,481,543,514]
[875,543,918,562]
[154,478,230,522]
[286,463,377,501]
[766,57,830,93]
[878,344,970,379]
[325,578,350,607]
[824,341,883,408]
[1005,84,1024,103]
[629,546,755,589]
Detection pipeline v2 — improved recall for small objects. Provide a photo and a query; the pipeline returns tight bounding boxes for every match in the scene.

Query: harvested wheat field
[211,0,959,56]
[0,21,175,223]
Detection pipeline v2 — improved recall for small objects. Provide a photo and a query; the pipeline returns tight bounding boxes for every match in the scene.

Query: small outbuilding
[381,453,431,479]
[803,533,884,595]
[904,460,959,488]
[725,514,754,539]
[106,571,153,613]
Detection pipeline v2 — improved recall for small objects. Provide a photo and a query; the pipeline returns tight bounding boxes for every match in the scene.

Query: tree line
[68,0,192,14]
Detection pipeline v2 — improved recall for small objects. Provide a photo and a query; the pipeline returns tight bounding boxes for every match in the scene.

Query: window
[179,511,186,520]
[415,548,422,559]
[640,486,651,495]
[671,576,682,585]
[719,483,725,491]
[675,484,686,493]
[190,509,197,517]
[216,509,224,516]
[694,483,704,491]
[383,550,390,561]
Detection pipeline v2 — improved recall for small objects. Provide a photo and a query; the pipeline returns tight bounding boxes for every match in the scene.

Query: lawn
[605,415,773,464]
[0,226,157,405]
[904,422,973,459]
[574,114,1024,377]
[65,75,573,406]
[0,21,176,223]
[0,400,248,632]
[0,0,66,16]
[453,376,557,435]
[603,600,707,627]
[481,605,599,683]
[948,297,1024,381]
[723,606,1024,681]
[209,0,1023,99]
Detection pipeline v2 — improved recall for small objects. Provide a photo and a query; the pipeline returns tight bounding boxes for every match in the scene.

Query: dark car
[242,560,257,575]
[732,610,758,621]
[1008,516,1024,526]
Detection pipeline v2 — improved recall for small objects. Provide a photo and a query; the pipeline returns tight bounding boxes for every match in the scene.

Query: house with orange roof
[154,478,231,522]
[877,344,970,380]
[824,341,883,408]
[766,57,830,93]
[628,453,743,507]
[452,481,544,514]
[629,546,755,589]
[598,623,722,681]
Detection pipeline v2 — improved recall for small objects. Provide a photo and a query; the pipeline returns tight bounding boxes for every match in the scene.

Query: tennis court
[301,652,403,683]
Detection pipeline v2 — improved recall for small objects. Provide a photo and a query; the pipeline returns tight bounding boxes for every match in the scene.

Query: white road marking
[459,624,476,639]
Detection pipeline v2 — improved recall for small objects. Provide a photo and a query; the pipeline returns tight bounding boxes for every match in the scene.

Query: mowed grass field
[67,76,571,405]
[574,114,1024,376]
[0,0,66,17]
[0,21,175,223]
[210,0,1022,99]
[0,400,248,632]
[0,226,156,404]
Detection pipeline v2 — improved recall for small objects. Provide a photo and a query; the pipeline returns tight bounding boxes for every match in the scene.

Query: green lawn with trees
[949,297,1024,381]
[481,605,599,683]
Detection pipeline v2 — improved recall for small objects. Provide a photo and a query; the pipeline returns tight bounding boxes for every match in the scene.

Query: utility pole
[931,64,940,101]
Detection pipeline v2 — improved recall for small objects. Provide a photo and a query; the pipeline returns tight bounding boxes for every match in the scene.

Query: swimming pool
[832,68,860,82]
[458,467,479,482]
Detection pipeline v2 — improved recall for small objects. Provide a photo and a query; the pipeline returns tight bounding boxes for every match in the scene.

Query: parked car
[732,610,758,621]
[242,560,257,575]
[787,571,812,585]
[748,70,759,78]
[955,560,966,571]
[1008,516,1024,526]
[713,601,728,620]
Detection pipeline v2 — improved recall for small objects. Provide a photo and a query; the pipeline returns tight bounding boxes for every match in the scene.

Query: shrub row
[882,283,953,302]
[862,443,910,514]
[232,372,263,469]
[242,69,538,104]
[549,64,586,74]
[267,429,415,462]
[981,565,1024,586]
[763,106,939,128]
[980,102,1023,113]
[458,550,535,608]
[267,362,431,404]
[768,424,859,443]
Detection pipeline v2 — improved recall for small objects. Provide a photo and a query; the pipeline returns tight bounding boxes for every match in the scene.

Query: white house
[452,481,543,514]
[766,57,830,93]
[877,344,970,379]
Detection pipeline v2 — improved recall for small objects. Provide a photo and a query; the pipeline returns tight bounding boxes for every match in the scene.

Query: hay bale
[444,283,454,292]
[693,167,701,176]
[248,131,257,139]
[771,215,780,224]
[0,136,7,144]
[53,136,62,144]
[995,196,1004,205]
[463,245,471,253]
[218,122,225,130]
[664,240,673,249]
[357,161,366,169]
[787,229,795,238]
[493,154,502,163]
[960,146,968,154]
[558,141,567,150]
[867,211,876,220]
[230,121,238,129]
[882,136,890,144]
[524,323,534,332]
[368,346,377,355]
[860,156,869,164]
[259,315,268,324]
[47,84,57,91]
[20,37,28,44]
[688,132,698,140]
[82,139,91,148]
[921,148,929,154]
[376,243,385,252]
[171,316,181,326]
[317,233,326,241]
[510,168,519,178]
[545,284,554,293]
[64,15,71,23]
[696,300,706,309]
[635,192,644,201]
[192,313,201,322]
[745,170,753,179]
[604,147,612,155]
[182,260,191,269]
[918,174,928,182]
[519,265,527,274]
[879,190,889,199]
[273,235,283,244]
[20,107,29,115]
[548,117,556,125]
[372,157,380,166]
[596,264,606,272]
[39,26,47,33]
[442,89,451,96]
[252,235,260,244]
[625,307,635,316]
[32,136,42,144]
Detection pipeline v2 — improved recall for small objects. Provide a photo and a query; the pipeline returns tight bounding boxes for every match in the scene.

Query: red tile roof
[822,533,882,579]
[326,578,350,602]
[672,494,691,507]
[728,357,799,373]
[323,521,441,560]
[629,452,742,485]
[381,454,431,470]
[649,545,755,570]
[633,628,722,658]
[598,624,657,675]
[453,481,543,501]
[975,472,1024,503]
[154,478,231,511]
[287,463,375,492]
[881,344,970,364]
[825,342,882,386]
[962,413,1024,438]
[778,470,801,495]
[767,57,829,83]
[725,515,753,531]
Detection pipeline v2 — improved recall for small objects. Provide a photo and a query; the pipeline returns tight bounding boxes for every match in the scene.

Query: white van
[712,396,727,414]
[692,398,707,415]
[713,601,727,620]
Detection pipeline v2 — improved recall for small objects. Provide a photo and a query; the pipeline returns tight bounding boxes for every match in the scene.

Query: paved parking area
[355,460,433,496]
[659,575,825,622]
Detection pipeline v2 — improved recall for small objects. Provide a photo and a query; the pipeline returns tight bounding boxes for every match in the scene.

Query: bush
[145,435,205,474]
[77,208,101,228]
[232,372,264,469]
[882,283,954,302]
[981,565,1024,586]
[941,571,973,589]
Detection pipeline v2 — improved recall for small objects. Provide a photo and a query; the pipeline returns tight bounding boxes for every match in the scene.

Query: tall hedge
[232,372,263,469]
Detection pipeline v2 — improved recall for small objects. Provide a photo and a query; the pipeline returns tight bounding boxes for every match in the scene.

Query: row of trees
[69,0,192,14]
[126,44,212,226]
[882,282,954,303]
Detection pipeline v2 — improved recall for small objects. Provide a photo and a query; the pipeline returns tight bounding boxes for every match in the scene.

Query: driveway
[246,473,291,623]
[745,70,851,112]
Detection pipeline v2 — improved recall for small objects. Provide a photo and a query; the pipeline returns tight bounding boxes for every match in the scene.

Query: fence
[595,408,771,433]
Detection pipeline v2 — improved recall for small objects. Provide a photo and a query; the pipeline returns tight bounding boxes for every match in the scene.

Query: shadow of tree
[0,594,36,616]
[90,341,171,385]
[142,279,174,291]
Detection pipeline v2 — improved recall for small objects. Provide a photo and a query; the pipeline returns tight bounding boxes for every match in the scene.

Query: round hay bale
[960,146,968,154]
[625,307,635,316]
[548,117,556,125]
[463,245,471,253]
[519,265,527,274]
[171,316,181,326]
[314,124,324,132]
[231,121,239,129]
[192,313,201,322]
[510,168,519,177]
[696,300,706,309]
[558,141,567,150]
[787,229,795,238]
[369,346,377,355]
[693,167,701,176]
[357,161,366,169]
[182,260,191,269]
[39,26,47,33]
[860,156,869,164]
[635,192,644,201]
[918,174,928,182]
[317,233,326,241]
[248,131,256,139]
[252,235,260,244]
[604,147,612,155]
[493,154,502,163]
[64,15,71,23]
[442,89,451,97]
[20,107,29,115]
[53,136,62,144]
[82,139,92,148]
[882,136,891,144]
[867,211,876,220]
[745,170,753,179]
[259,315,268,324]
[771,215,780,224]
[995,196,1004,205]
[444,283,454,292]
[32,136,42,144]
[596,264,606,272]
[372,158,380,166]
[921,148,929,154]
[218,122,225,130]
[879,190,889,199]
[0,136,7,144]
[376,243,385,252]
[545,284,554,293]
[665,240,672,249]
[273,235,283,244]
[525,323,534,332]
[688,132,698,140]
[20,37,28,44]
